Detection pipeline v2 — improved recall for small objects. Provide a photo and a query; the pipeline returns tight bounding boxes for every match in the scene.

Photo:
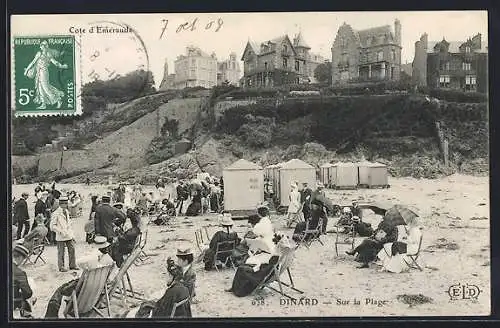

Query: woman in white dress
[378,218,422,273]
[286,182,301,224]
[24,40,68,109]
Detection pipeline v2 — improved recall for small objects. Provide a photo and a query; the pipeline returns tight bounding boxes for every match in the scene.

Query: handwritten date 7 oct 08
[159,17,223,39]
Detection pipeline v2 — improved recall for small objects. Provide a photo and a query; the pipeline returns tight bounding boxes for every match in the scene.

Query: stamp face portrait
[12,35,81,117]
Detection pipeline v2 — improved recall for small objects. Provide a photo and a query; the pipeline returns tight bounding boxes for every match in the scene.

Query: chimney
[394,19,401,45]
[421,33,428,52]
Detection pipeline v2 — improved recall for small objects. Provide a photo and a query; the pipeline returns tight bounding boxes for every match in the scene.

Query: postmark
[12,35,81,117]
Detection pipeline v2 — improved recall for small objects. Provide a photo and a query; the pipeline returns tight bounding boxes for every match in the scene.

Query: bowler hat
[59,196,69,203]
[176,247,193,257]
[101,195,111,202]
[13,244,29,258]
[113,202,124,208]
[93,235,111,249]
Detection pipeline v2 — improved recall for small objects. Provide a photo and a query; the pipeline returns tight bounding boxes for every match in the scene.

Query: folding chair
[213,240,237,272]
[170,297,190,318]
[132,231,152,266]
[252,246,304,300]
[108,246,147,307]
[22,238,46,266]
[194,227,210,251]
[403,234,424,271]
[297,219,324,249]
[285,203,305,228]
[334,222,356,256]
[63,264,114,318]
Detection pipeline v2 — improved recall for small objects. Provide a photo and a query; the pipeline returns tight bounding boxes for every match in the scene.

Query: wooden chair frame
[194,227,210,251]
[22,238,46,266]
[403,234,424,271]
[297,218,324,249]
[252,246,304,300]
[63,265,114,318]
[213,240,236,272]
[285,202,305,228]
[170,297,190,318]
[335,222,356,256]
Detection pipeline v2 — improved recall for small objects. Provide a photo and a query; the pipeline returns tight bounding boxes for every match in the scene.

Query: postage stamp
[9,11,490,320]
[11,35,82,117]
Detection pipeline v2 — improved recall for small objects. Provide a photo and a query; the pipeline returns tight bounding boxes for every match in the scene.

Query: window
[391,50,396,61]
[465,46,471,53]
[439,75,450,88]
[283,45,288,53]
[462,62,472,71]
[264,62,268,70]
[465,75,476,85]
[441,62,450,70]
[283,58,288,68]
[295,60,300,71]
[341,37,348,48]
[377,51,383,61]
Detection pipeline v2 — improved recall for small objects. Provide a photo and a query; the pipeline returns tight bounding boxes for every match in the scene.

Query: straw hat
[59,196,69,204]
[101,195,111,202]
[93,235,111,249]
[221,215,234,226]
[176,247,193,256]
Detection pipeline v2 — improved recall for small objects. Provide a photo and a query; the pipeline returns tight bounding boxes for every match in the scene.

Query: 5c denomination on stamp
[12,35,82,117]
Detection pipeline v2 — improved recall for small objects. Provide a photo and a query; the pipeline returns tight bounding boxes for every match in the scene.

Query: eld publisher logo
[447,283,482,301]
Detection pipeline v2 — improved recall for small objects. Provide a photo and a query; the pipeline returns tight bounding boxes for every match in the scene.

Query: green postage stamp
[11,35,82,117]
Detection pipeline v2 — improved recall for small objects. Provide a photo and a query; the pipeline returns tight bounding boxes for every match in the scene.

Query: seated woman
[125,260,192,318]
[110,208,142,267]
[345,220,398,268]
[152,199,176,225]
[202,215,241,271]
[185,190,202,217]
[377,220,422,273]
[226,233,293,297]
[175,248,196,298]
[232,214,275,267]
[292,199,326,242]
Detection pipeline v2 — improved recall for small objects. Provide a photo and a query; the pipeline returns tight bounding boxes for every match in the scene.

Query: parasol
[312,193,334,212]
[358,201,393,216]
[382,204,419,227]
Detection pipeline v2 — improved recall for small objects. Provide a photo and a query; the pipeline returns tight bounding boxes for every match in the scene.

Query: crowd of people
[12,176,422,319]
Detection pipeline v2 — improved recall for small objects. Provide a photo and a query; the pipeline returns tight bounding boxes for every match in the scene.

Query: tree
[314,62,332,85]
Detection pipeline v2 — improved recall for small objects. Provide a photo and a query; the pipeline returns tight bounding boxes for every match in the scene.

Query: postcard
[10,11,489,319]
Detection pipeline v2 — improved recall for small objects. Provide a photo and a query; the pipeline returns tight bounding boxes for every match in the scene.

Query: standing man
[50,196,78,272]
[94,195,127,243]
[14,192,30,240]
[176,181,187,215]
[32,191,48,230]
[300,183,313,221]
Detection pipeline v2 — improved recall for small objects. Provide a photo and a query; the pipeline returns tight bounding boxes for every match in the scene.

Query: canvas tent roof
[281,158,314,170]
[371,162,387,167]
[357,160,375,167]
[320,163,334,168]
[334,161,356,167]
[224,159,262,171]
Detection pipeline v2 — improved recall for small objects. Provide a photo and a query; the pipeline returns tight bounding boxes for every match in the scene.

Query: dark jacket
[94,203,127,240]
[151,281,192,318]
[34,199,47,217]
[13,263,33,309]
[13,198,29,223]
[117,226,141,254]
[180,266,196,298]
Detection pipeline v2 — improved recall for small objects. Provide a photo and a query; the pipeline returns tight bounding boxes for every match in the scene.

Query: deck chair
[108,246,147,307]
[195,227,210,251]
[285,203,305,228]
[22,238,46,266]
[213,240,237,272]
[403,233,424,271]
[297,219,324,249]
[335,221,356,256]
[252,246,304,300]
[170,297,190,318]
[133,231,152,266]
[63,264,114,318]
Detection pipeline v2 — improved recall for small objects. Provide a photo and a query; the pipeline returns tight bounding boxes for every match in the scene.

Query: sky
[11,11,487,88]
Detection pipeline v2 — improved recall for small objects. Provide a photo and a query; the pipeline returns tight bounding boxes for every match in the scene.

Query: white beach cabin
[319,163,334,187]
[222,159,264,211]
[279,159,316,207]
[333,162,358,189]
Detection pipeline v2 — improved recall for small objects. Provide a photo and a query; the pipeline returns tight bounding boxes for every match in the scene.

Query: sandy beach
[12,174,490,318]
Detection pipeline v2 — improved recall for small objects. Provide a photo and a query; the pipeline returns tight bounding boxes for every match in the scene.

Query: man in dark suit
[32,191,48,230]
[300,183,313,220]
[110,208,141,267]
[14,193,30,240]
[94,195,127,243]
[12,244,34,317]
